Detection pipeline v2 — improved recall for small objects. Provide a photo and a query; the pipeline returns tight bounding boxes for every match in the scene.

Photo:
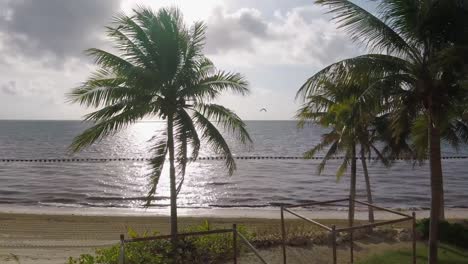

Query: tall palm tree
[68,7,251,246]
[296,78,389,228]
[304,1,468,262]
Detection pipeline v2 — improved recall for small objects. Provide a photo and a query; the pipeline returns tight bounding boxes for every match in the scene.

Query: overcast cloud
[0,0,364,120]
[0,0,120,63]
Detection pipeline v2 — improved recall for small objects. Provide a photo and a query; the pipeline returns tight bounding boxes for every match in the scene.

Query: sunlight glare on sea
[0,120,467,211]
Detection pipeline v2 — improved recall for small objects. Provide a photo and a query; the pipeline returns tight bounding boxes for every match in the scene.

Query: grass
[358,244,468,264]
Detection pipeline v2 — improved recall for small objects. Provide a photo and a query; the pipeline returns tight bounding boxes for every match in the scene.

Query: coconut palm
[296,77,390,228]
[67,7,251,246]
[304,1,468,262]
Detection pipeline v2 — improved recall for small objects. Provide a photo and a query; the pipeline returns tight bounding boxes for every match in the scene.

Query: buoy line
[0,156,467,163]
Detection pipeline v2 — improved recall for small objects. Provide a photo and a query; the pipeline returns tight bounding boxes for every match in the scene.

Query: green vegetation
[417,219,468,249]
[67,221,252,264]
[358,244,468,264]
[68,6,251,244]
[300,1,468,262]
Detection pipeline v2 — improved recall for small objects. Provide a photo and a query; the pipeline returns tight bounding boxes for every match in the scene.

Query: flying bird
[260,108,267,112]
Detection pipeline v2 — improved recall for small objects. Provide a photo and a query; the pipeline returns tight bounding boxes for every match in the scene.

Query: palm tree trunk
[167,114,178,247]
[349,143,357,228]
[428,114,444,264]
[360,147,374,225]
[439,186,445,220]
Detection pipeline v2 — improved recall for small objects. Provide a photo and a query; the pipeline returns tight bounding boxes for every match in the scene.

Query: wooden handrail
[335,216,413,233]
[283,208,332,231]
[285,198,349,208]
[352,200,412,218]
[237,232,268,264]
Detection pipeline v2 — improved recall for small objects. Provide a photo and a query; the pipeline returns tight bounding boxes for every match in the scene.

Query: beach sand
[1,207,467,263]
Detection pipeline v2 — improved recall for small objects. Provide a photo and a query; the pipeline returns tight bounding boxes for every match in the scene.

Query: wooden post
[349,195,354,264]
[119,234,125,264]
[350,230,354,264]
[233,224,238,264]
[331,225,337,264]
[281,206,287,264]
[412,212,417,264]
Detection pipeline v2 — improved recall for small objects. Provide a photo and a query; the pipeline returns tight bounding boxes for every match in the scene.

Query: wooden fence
[118,224,268,264]
[281,198,417,264]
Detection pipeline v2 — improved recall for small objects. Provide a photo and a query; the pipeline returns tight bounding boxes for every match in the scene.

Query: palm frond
[316,0,418,59]
[69,105,147,152]
[296,110,328,128]
[81,101,130,121]
[317,140,340,175]
[369,143,391,167]
[182,21,206,62]
[184,70,249,100]
[194,103,252,144]
[171,33,207,93]
[296,54,412,101]
[193,110,236,175]
[453,120,468,144]
[359,72,416,103]
[145,136,168,207]
[304,131,340,159]
[105,20,153,68]
[111,10,158,68]
[68,73,136,108]
[410,115,429,160]
[377,0,422,44]
[174,109,201,195]
[336,153,350,180]
[85,48,136,75]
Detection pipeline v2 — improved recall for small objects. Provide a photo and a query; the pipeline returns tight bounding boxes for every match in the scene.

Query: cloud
[205,8,272,53]
[0,0,122,65]
[205,6,361,67]
[0,1,364,120]
[0,57,92,119]
[1,81,16,95]
[0,0,122,119]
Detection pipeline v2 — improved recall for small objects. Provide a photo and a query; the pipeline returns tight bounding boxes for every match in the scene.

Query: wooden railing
[118,224,268,264]
[280,198,417,264]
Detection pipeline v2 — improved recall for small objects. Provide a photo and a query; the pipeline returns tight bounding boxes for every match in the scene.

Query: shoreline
[1,205,468,220]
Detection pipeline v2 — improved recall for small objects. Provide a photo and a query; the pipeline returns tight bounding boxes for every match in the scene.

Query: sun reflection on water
[2,121,468,210]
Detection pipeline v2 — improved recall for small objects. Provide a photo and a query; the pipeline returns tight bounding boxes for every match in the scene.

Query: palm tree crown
[297,78,390,175]
[297,75,394,224]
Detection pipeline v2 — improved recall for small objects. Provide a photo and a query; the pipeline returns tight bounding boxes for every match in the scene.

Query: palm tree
[296,78,389,228]
[304,1,468,262]
[67,7,251,247]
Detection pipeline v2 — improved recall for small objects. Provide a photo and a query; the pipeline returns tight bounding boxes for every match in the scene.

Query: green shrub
[416,218,468,249]
[68,221,252,264]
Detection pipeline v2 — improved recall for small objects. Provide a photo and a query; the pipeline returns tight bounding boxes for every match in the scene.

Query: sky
[0,0,372,120]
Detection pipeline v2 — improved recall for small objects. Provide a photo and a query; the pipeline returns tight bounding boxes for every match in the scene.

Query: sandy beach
[0,209,298,264]
[1,207,467,263]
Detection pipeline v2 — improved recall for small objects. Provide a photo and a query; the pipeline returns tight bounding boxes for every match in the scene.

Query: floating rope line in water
[0,156,468,163]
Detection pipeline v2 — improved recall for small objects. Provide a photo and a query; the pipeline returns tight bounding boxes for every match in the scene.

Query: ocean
[0,120,467,211]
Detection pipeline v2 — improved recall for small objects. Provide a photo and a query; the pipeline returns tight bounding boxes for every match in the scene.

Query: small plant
[68,221,252,264]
